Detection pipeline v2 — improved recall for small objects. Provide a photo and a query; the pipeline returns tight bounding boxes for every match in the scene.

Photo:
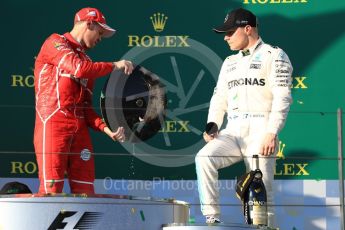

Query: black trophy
[100,64,166,142]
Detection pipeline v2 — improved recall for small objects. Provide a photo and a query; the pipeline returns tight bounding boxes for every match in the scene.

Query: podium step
[162,223,278,230]
[0,194,189,230]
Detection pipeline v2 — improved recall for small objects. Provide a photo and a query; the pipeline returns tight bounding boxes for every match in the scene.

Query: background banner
[1,0,344,180]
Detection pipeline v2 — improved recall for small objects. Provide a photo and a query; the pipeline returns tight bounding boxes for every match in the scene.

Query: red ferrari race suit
[34,32,113,194]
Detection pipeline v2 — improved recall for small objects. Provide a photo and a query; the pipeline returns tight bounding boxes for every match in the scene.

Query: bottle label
[252,205,267,225]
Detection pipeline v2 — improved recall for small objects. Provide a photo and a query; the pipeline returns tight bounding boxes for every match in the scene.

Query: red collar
[63,32,86,51]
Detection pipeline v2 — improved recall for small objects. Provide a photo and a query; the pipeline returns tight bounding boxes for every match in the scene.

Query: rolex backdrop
[1,0,345,228]
[2,0,344,180]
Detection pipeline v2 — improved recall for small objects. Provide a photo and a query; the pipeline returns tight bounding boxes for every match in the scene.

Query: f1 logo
[48,211,103,230]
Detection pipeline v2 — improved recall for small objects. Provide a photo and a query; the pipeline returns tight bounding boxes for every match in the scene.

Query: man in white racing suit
[195,8,292,225]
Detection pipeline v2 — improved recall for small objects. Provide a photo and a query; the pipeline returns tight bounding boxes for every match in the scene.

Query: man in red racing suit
[34,7,133,194]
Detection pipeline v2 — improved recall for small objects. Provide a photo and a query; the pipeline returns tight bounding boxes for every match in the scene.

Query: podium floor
[0,193,188,230]
[0,193,279,230]
[163,223,276,230]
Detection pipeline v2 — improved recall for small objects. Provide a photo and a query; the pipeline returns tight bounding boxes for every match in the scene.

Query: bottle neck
[252,155,259,170]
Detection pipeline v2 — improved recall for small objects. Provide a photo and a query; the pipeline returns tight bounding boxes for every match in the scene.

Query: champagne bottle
[243,155,268,226]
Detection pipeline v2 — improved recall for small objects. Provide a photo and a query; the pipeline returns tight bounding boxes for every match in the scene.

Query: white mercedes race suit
[196,38,293,221]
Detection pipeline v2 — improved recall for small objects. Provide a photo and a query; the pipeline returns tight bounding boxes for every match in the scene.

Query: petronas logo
[150,13,168,32]
[277,141,286,159]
